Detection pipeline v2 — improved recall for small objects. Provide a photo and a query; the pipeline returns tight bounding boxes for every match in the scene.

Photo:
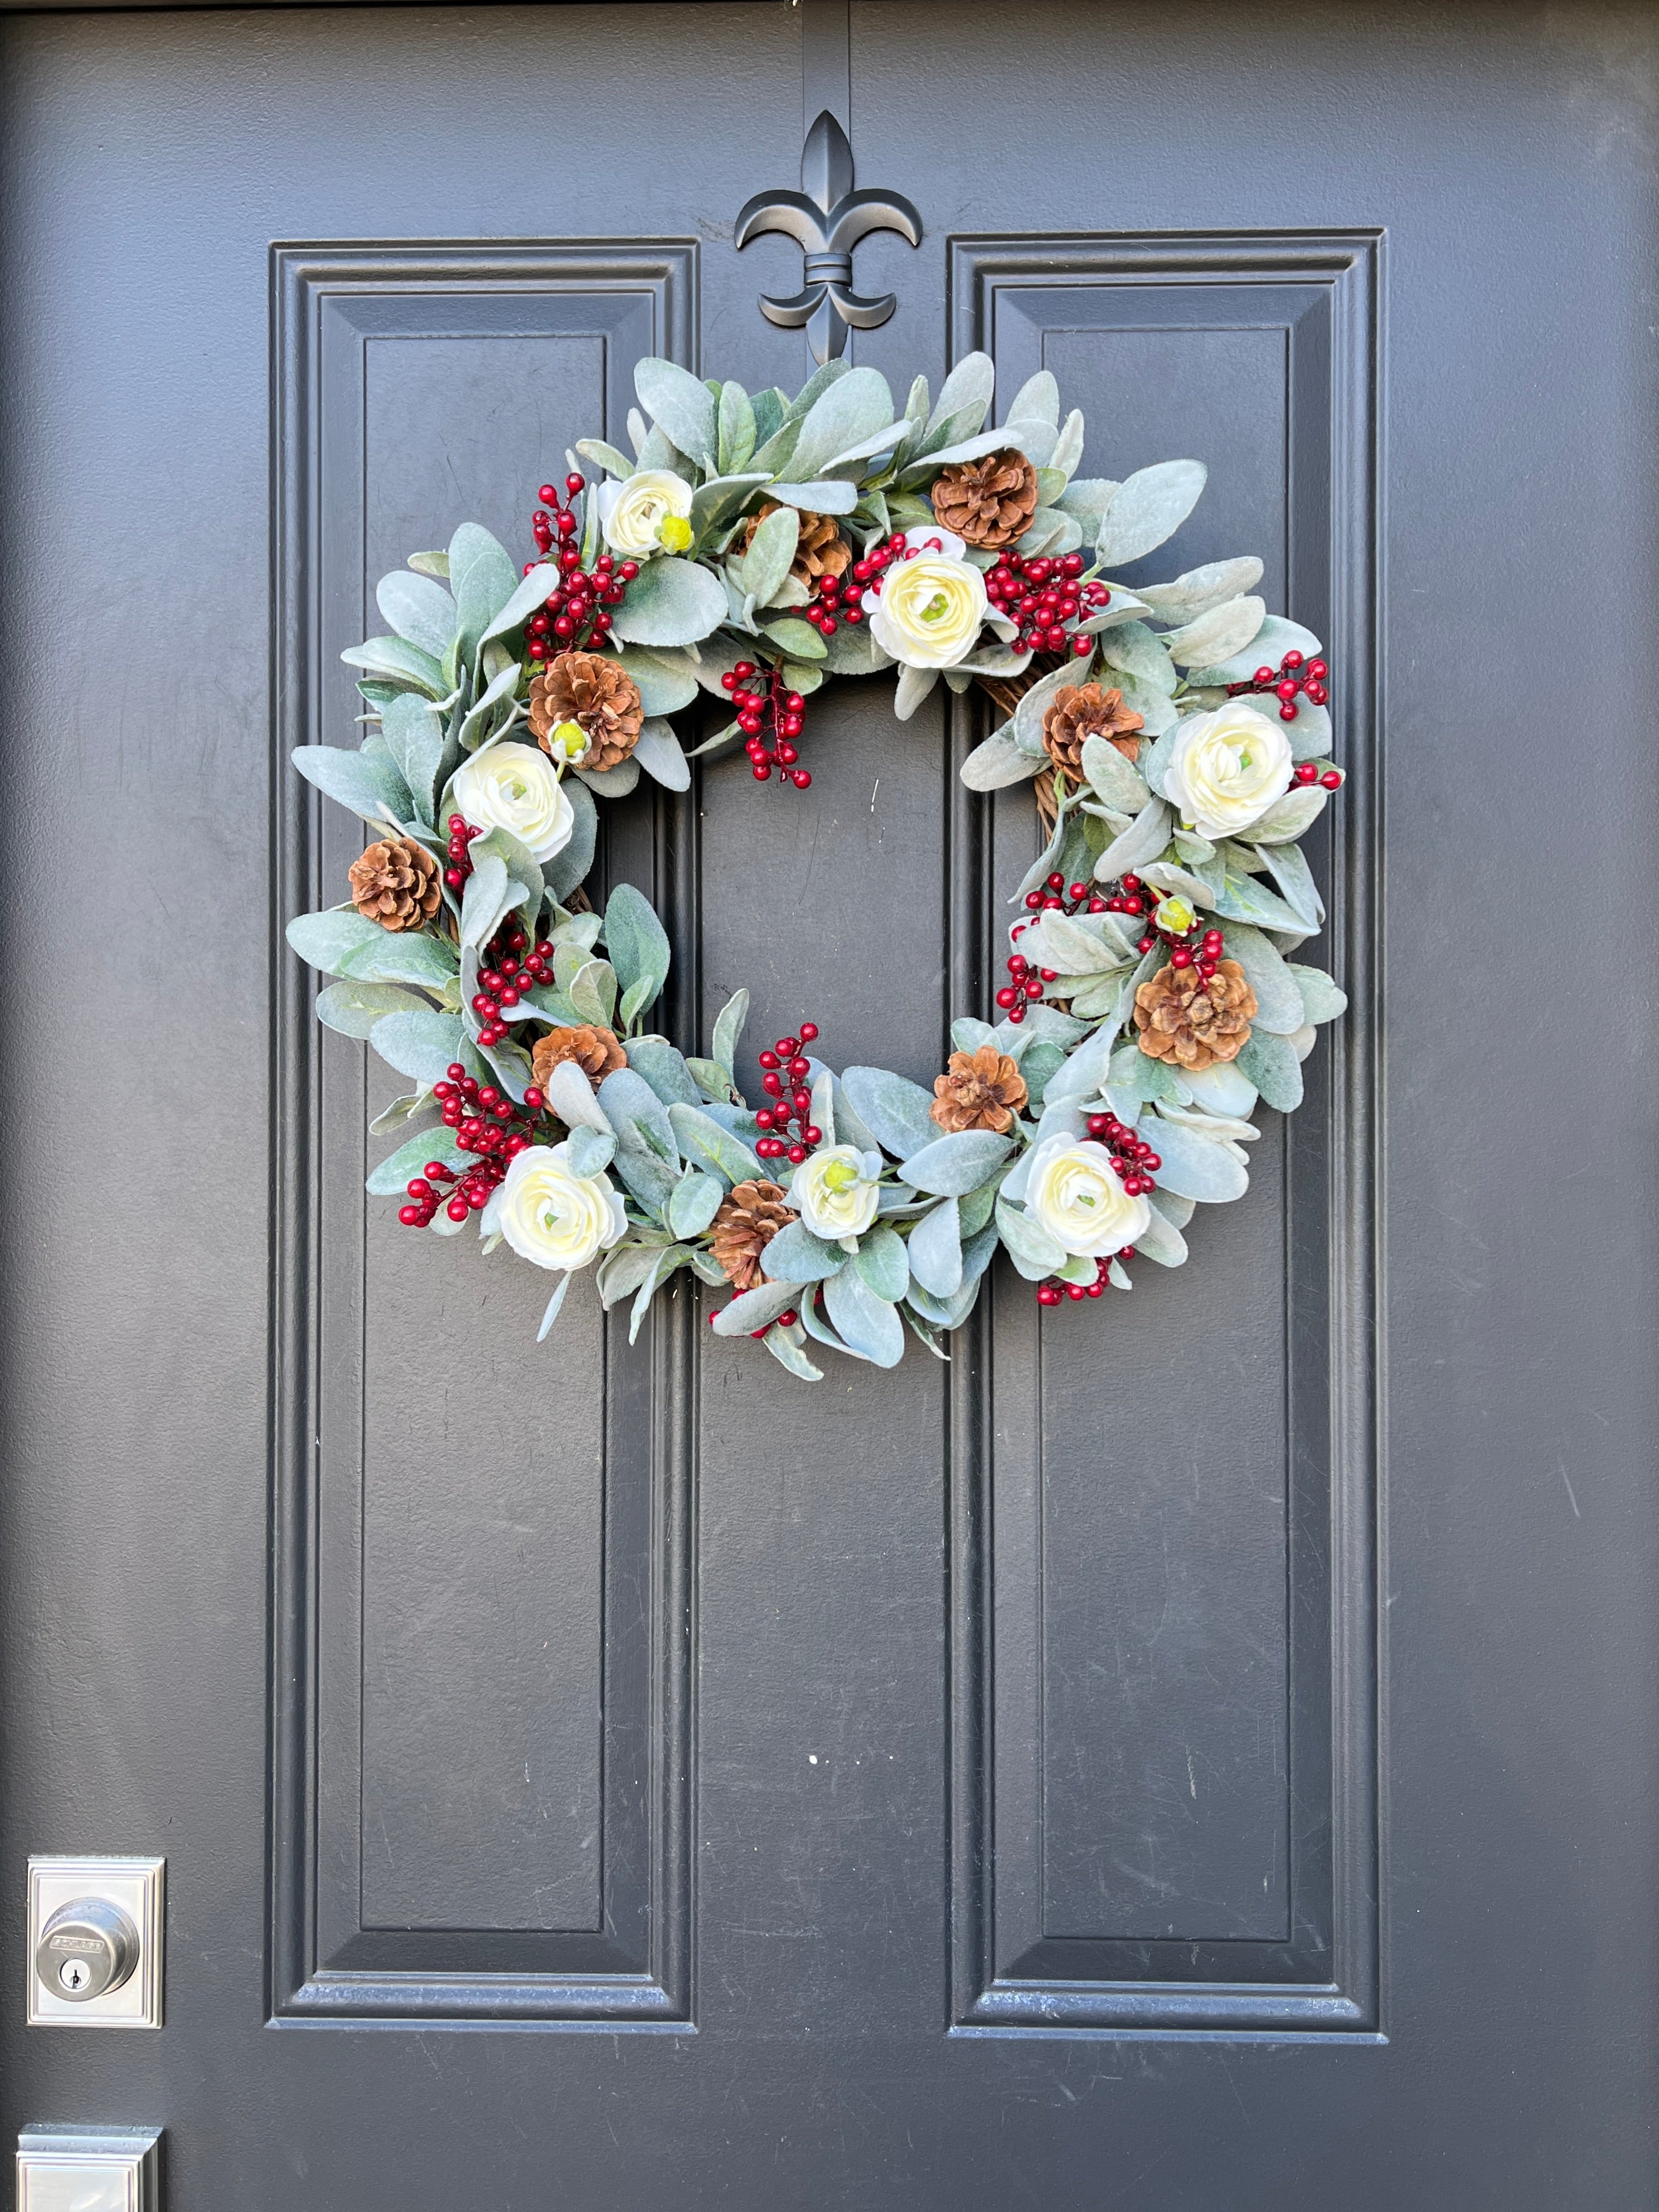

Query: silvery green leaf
[566,1124,617,1178]
[365,1126,463,1197]
[340,635,448,697]
[1056,477,1118,531]
[1288,964,1347,1024]
[369,1087,432,1135]
[575,757,641,798]
[1072,587,1156,636]
[1284,703,1334,762]
[1015,508,1081,558]
[902,1129,1013,1196]
[1006,369,1059,427]
[927,351,995,436]
[783,356,852,421]
[286,906,385,976]
[1108,672,1178,737]
[1208,864,1308,932]
[630,719,690,794]
[1185,615,1322,688]
[959,722,1043,790]
[717,380,757,475]
[542,1055,613,1134]
[822,621,894,677]
[1172,829,1216,863]
[711,988,749,1080]
[1080,733,1151,813]
[906,1198,963,1299]
[293,743,414,829]
[1042,1022,1121,1105]
[1162,595,1266,668]
[823,419,911,472]
[1094,460,1208,567]
[951,1018,996,1055]
[339,929,458,991]
[607,646,701,716]
[545,777,598,902]
[1003,415,1058,468]
[823,1263,905,1367]
[1236,1029,1304,1111]
[764,1324,824,1382]
[1139,723,1178,799]
[477,1035,535,1105]
[822,1078,875,1160]
[376,570,458,661]
[900,426,1015,481]
[1094,797,1172,882]
[735,503,799,606]
[576,438,634,480]
[368,1008,464,1086]
[1137,558,1266,626]
[760,1221,846,1283]
[841,1066,939,1161]
[957,1169,1007,1239]
[853,1222,909,1304]
[622,1038,701,1110]
[766,479,860,514]
[809,1070,836,1150]
[875,1184,924,1217]
[476,562,560,659]
[996,1002,1090,1052]
[604,882,672,1013]
[685,1056,735,1103]
[995,1193,1067,1280]
[598,1242,662,1309]
[1248,786,1327,844]
[536,1273,573,1341]
[1214,921,1306,1034]
[454,660,522,756]
[1061,973,1122,1019]
[666,1168,724,1241]
[1252,837,1324,928]
[1148,1186,1196,1233]
[608,556,727,648]
[599,1065,678,1157]
[1011,658,1084,755]
[634,357,717,469]
[449,523,521,671]
[1144,1114,1250,1202]
[1098,620,1177,696]
[1026,912,1127,975]
[1141,858,1216,909]
[406,550,449,580]
[762,617,827,661]
[1020,1040,1066,1107]
[792,366,899,472]
[460,853,514,951]
[318,979,426,1038]
[1182,1061,1258,1118]
[668,1102,761,1187]
[712,1277,806,1337]
[1050,408,1085,482]
[894,663,940,719]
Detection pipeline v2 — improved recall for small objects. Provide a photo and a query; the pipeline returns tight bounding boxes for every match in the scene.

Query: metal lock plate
[27,1859,163,2029]
[17,2126,161,2212]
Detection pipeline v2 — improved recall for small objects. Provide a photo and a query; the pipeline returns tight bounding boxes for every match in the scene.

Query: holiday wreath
[287,353,1347,1378]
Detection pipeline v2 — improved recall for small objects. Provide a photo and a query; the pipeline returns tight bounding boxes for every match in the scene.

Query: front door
[2,3,1653,2205]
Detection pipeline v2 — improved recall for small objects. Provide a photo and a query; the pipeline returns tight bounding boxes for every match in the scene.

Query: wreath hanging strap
[287,352,1347,1379]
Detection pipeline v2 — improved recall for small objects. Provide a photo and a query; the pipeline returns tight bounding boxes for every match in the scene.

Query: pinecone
[1133,960,1258,1071]
[930,1045,1029,1134]
[709,1179,797,1292]
[531,1024,627,1093]
[1042,683,1144,779]
[930,449,1039,550]
[739,501,851,590]
[347,837,442,931]
[527,652,643,772]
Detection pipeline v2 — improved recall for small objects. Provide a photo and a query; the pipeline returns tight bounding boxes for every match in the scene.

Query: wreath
[287,353,1347,1378]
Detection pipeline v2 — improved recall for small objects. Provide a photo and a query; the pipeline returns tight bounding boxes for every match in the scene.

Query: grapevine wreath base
[288,353,1347,1379]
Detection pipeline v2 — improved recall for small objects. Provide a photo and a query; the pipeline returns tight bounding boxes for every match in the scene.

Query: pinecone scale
[710,1180,797,1291]
[1133,960,1258,1071]
[348,837,442,931]
[930,1046,1029,1133]
[931,449,1040,550]
[528,651,644,772]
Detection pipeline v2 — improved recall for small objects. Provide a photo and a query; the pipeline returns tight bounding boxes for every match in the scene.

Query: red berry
[1254,665,1274,685]
[1279,703,1298,721]
[792,770,811,788]
[1282,650,1304,671]
[1321,768,1342,789]
[799,1022,818,1042]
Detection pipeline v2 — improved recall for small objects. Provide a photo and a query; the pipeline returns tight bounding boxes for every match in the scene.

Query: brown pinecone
[930,449,1039,550]
[347,837,442,931]
[531,1024,627,1093]
[930,1045,1029,1134]
[709,1179,797,1292]
[527,651,643,772]
[739,501,851,590]
[1133,960,1259,1071]
[1042,683,1144,779]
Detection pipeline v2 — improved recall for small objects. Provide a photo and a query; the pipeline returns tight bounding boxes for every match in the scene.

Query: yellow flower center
[822,1158,860,1193]
[551,720,587,760]
[919,591,951,625]
[657,513,693,553]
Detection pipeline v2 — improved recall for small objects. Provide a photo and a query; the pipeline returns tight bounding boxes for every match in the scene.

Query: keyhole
[58,1957,91,1993]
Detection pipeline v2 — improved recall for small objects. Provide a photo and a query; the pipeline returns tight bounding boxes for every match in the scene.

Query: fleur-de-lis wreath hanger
[736,110,923,363]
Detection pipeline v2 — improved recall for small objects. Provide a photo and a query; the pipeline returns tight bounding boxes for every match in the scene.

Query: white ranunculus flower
[483,1141,627,1273]
[1026,1135,1152,1257]
[1164,699,1295,840]
[450,741,574,863]
[863,527,988,668]
[595,469,694,558]
[790,1144,882,1245]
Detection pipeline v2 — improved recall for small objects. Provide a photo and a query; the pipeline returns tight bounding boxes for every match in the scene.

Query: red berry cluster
[1001,871,1112,1022]
[1032,1113,1161,1309]
[1226,649,1329,723]
[399,1063,552,1227]
[443,814,482,892]
[801,566,863,639]
[721,661,812,789]
[1294,761,1344,792]
[753,1022,822,1163]
[469,917,554,1048]
[984,549,1108,657]
[524,475,638,660]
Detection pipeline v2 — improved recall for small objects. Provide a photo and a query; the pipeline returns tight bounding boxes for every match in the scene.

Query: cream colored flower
[450,741,574,863]
[595,469,695,558]
[863,527,988,667]
[483,1141,627,1272]
[1026,1135,1151,1257]
[1164,701,1294,840]
[790,1144,882,1244]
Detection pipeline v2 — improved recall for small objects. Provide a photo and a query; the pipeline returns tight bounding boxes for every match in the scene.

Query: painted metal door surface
[1,3,1654,2204]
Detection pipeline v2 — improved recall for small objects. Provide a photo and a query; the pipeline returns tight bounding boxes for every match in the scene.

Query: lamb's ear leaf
[905,1198,963,1299]
[711,1278,805,1336]
[293,744,414,829]
[711,988,750,1081]
[449,523,521,670]
[603,882,672,1014]
[1094,460,1207,567]
[634,357,718,470]
[823,1263,906,1367]
[286,907,386,976]
[545,777,598,902]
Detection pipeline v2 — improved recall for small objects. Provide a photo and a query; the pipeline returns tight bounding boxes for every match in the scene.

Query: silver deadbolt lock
[35,1898,140,2002]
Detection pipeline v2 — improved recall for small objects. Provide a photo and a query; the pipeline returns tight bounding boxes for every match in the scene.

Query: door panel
[2,4,1655,2207]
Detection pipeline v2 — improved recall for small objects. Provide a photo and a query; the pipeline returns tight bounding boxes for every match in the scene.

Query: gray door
[2,3,1654,2204]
